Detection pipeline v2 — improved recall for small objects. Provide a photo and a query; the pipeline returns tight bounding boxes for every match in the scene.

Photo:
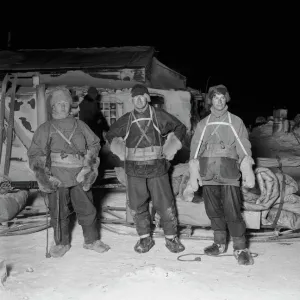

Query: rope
[177,252,258,262]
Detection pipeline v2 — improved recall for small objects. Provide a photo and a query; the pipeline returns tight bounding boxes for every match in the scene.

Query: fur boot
[76,151,100,191]
[189,159,202,191]
[162,132,182,161]
[240,155,255,188]
[30,157,61,193]
[110,137,126,161]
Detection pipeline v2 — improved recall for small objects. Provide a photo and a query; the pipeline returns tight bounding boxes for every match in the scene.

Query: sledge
[1,173,300,243]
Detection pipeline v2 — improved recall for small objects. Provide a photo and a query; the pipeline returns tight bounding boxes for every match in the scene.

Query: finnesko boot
[204,243,226,256]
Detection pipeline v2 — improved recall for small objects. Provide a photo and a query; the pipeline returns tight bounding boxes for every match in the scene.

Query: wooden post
[0,74,8,166]
[4,75,17,176]
[36,84,47,126]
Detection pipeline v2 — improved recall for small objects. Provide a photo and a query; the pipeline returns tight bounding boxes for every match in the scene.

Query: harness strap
[194,112,248,159]
[123,106,162,143]
[49,120,85,158]
[132,111,152,147]
[51,122,78,145]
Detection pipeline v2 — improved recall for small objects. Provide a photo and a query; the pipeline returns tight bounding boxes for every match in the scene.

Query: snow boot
[204,243,226,256]
[49,244,71,258]
[233,249,254,265]
[165,236,185,253]
[83,240,110,253]
[134,236,155,253]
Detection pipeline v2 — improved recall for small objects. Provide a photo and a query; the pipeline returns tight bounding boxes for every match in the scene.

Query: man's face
[212,93,226,111]
[52,100,70,117]
[132,95,148,111]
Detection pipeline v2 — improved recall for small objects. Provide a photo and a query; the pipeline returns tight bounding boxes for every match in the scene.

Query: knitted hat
[207,84,230,103]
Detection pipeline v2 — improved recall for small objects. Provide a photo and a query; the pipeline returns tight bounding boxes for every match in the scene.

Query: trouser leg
[222,185,246,250]
[148,173,177,236]
[48,187,71,245]
[70,185,99,244]
[127,175,151,236]
[203,185,227,244]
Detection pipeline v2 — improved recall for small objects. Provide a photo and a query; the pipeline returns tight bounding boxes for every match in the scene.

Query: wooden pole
[36,84,47,126]
[0,74,8,165]
[4,75,17,176]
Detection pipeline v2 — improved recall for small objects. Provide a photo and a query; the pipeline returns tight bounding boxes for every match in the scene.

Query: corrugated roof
[0,46,155,71]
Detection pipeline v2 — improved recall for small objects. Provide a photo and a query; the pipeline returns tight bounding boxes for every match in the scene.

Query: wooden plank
[0,74,8,165]
[4,75,17,176]
[36,84,47,125]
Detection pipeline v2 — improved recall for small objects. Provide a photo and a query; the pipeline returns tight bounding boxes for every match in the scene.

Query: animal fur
[240,155,255,188]
[110,137,126,161]
[162,132,182,161]
[189,159,202,191]
[30,158,61,193]
[76,151,100,191]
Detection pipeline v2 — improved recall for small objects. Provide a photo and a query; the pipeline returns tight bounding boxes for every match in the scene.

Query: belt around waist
[128,160,157,165]
[126,146,163,161]
[51,153,84,168]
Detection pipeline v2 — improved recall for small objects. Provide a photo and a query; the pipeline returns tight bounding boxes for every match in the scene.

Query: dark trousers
[48,185,99,245]
[127,173,177,236]
[203,185,246,250]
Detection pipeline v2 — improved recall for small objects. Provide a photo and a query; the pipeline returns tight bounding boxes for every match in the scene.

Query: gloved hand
[110,137,126,161]
[76,152,100,191]
[30,157,61,193]
[240,155,255,188]
[37,175,61,193]
[189,159,202,191]
[162,132,182,161]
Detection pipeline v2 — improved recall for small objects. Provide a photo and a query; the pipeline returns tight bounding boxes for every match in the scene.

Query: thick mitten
[240,155,255,188]
[162,132,182,161]
[189,159,202,191]
[76,152,100,191]
[110,137,126,161]
[30,158,61,193]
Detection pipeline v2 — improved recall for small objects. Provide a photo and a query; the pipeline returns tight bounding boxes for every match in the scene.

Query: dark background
[0,22,296,127]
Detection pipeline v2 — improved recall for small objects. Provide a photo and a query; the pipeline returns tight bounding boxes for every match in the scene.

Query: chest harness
[123,107,165,161]
[193,112,248,160]
[46,120,86,169]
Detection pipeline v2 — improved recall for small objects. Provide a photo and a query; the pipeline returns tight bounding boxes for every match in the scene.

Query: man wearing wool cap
[106,84,187,254]
[189,84,256,265]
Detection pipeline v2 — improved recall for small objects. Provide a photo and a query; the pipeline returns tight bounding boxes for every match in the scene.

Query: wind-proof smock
[190,106,251,187]
[106,106,186,178]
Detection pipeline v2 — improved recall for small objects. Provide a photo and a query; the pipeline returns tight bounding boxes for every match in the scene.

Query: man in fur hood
[106,84,186,254]
[189,84,255,265]
[27,87,110,258]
